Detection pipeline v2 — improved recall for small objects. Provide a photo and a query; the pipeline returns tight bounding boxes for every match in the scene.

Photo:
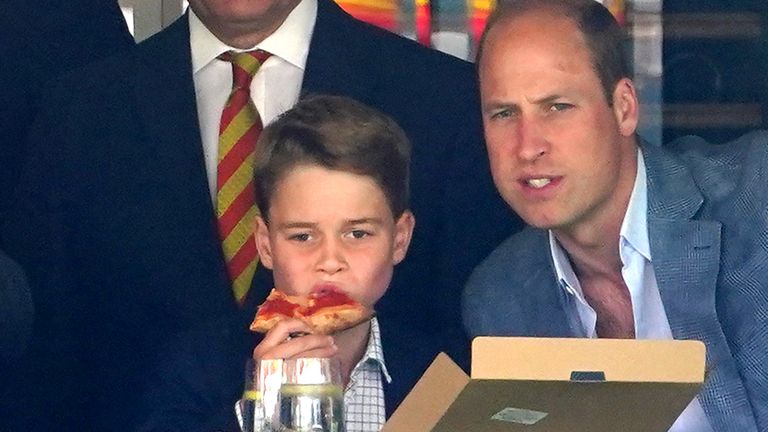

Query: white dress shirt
[189,0,317,200]
[549,149,713,432]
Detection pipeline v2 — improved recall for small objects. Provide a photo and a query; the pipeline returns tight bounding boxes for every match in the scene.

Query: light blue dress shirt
[548,150,713,432]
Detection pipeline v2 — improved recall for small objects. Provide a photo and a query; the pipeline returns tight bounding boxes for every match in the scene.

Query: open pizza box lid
[382,337,706,432]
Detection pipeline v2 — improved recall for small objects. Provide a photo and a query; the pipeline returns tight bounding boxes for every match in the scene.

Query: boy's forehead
[268,165,394,217]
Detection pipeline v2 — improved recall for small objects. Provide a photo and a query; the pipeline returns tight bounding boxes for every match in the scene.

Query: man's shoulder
[665,131,768,171]
[664,131,768,200]
[51,16,187,94]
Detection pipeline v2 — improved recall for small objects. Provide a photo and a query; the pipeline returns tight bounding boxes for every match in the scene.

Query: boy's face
[255,165,414,308]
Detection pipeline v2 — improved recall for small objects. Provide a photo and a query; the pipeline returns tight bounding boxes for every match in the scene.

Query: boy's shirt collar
[350,317,391,384]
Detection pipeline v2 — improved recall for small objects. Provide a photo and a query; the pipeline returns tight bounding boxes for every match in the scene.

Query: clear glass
[239,358,284,432]
[276,358,346,432]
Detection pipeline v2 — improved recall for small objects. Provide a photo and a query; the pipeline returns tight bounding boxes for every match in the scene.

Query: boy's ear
[254,216,274,270]
[392,211,415,265]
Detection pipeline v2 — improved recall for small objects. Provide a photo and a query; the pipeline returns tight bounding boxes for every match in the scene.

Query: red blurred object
[415,0,432,46]
[335,0,399,32]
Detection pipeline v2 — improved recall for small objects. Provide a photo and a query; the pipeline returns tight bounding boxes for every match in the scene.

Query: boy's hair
[478,0,630,104]
[254,95,411,220]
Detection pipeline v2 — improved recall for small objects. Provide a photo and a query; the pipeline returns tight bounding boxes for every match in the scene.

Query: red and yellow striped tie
[216,50,271,305]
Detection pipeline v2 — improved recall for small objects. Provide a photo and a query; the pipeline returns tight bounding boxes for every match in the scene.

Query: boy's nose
[316,240,348,274]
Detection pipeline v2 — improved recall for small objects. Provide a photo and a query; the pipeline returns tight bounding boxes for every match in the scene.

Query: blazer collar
[642,140,704,220]
[640,141,749,429]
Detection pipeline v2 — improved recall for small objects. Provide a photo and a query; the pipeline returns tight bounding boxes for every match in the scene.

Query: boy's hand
[253,318,338,360]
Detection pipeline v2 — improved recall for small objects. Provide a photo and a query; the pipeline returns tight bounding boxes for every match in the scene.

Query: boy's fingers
[253,319,336,360]
[259,319,312,345]
[256,334,337,360]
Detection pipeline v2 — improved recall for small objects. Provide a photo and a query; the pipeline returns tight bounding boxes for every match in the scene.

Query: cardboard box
[383,337,705,432]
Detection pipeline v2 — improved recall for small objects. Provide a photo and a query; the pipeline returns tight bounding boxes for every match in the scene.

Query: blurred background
[116,0,767,145]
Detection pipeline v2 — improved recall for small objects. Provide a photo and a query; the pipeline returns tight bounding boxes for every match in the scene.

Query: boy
[138,95,444,431]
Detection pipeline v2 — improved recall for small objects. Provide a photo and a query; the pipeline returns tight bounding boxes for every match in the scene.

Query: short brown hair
[254,95,411,220]
[478,0,630,103]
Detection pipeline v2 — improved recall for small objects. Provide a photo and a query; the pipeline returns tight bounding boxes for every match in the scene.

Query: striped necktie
[216,50,271,305]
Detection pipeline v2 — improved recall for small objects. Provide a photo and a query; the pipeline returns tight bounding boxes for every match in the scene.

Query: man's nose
[515,118,549,162]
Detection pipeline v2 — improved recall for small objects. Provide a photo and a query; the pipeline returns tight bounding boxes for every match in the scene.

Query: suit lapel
[642,143,751,429]
[132,16,210,208]
[130,17,237,310]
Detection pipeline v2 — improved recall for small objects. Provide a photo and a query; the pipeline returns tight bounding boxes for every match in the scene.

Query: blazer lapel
[130,17,237,310]
[643,143,753,430]
[132,16,211,208]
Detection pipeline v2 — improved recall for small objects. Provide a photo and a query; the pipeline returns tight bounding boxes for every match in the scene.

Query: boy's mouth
[311,282,343,296]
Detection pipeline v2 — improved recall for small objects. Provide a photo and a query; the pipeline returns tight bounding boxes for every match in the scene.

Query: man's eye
[490,109,512,120]
[549,103,573,112]
[289,233,311,242]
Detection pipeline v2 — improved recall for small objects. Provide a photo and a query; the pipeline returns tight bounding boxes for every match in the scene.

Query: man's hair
[254,94,411,220]
[478,0,630,103]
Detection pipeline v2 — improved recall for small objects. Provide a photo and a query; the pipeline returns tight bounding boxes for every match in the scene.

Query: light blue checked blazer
[463,132,768,431]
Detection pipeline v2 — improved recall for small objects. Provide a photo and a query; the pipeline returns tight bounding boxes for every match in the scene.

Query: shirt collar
[549,148,649,293]
[189,0,317,73]
[619,148,651,261]
[353,317,392,384]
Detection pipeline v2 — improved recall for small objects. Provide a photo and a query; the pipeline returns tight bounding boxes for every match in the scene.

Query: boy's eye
[348,229,370,239]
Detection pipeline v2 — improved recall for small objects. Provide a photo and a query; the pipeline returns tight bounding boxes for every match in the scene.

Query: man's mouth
[526,178,552,188]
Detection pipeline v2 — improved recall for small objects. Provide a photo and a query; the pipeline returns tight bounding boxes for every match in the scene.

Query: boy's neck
[333,320,372,387]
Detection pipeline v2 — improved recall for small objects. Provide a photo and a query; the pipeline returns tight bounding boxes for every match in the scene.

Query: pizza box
[382,337,705,432]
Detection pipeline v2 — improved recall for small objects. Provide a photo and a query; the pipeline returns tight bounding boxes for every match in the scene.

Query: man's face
[188,0,301,46]
[255,165,414,308]
[479,10,639,234]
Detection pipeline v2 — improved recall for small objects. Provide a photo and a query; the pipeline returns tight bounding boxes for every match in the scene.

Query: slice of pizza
[301,286,373,335]
[249,288,305,333]
[249,286,373,335]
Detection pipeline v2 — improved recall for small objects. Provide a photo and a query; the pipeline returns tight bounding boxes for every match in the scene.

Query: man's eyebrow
[482,101,520,112]
[531,94,564,105]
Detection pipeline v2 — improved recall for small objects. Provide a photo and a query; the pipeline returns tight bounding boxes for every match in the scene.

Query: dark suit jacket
[136,315,439,431]
[0,249,32,367]
[463,135,768,431]
[3,0,521,430]
[0,0,133,233]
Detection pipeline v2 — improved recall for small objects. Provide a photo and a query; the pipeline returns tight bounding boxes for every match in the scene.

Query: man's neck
[554,220,623,281]
[553,140,640,281]
[192,0,302,49]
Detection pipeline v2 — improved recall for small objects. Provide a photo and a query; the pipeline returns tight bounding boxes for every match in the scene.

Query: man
[4,0,520,429]
[0,0,133,237]
[463,1,767,431]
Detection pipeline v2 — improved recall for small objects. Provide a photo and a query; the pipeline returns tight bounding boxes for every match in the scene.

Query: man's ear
[392,211,415,265]
[254,216,274,270]
[612,77,639,137]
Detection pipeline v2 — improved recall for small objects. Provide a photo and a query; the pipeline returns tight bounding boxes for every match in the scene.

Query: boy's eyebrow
[276,218,385,230]
[277,222,317,230]
[346,217,384,225]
